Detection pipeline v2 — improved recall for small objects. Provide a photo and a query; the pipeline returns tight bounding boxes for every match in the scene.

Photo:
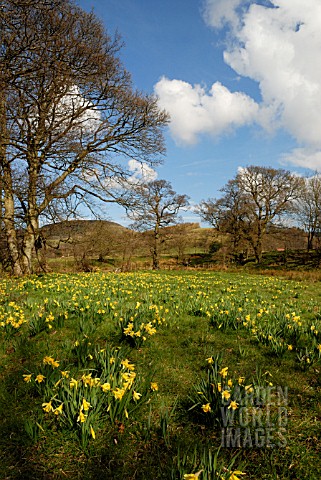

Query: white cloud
[202,0,245,29]
[281,148,321,172]
[155,0,321,170]
[49,85,101,134]
[222,0,321,149]
[104,160,158,190]
[127,159,158,183]
[154,77,258,145]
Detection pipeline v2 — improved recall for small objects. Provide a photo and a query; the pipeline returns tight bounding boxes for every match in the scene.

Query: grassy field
[0,270,320,479]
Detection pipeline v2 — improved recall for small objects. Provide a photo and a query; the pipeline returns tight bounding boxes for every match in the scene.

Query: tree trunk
[152,226,160,270]
[152,240,159,270]
[3,175,23,275]
[307,231,314,251]
[21,219,38,274]
[253,220,265,264]
[253,242,262,263]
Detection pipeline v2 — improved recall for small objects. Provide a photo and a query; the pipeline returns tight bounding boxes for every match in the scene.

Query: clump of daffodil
[188,355,268,428]
[26,344,158,450]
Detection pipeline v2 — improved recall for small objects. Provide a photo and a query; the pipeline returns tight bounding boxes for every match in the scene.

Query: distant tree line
[197,166,321,263]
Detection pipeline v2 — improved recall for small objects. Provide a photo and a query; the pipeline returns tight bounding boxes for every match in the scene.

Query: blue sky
[78,0,321,226]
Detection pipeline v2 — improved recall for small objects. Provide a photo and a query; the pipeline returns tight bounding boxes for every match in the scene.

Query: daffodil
[228,400,239,410]
[101,382,111,392]
[90,425,96,439]
[121,359,135,371]
[35,374,46,383]
[219,367,228,378]
[202,403,211,413]
[113,387,125,400]
[43,356,54,365]
[222,390,231,401]
[54,403,63,415]
[23,373,33,383]
[77,410,87,423]
[42,401,53,413]
[133,391,142,401]
[82,398,91,411]
[245,385,253,394]
[151,382,158,391]
[183,470,203,479]
[70,378,78,389]
[228,470,246,480]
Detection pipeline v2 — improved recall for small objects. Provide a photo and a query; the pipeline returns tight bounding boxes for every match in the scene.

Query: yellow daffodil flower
[101,382,111,392]
[228,470,246,480]
[121,359,135,371]
[183,470,203,479]
[35,374,45,383]
[113,387,125,400]
[54,404,63,415]
[77,410,87,423]
[202,403,211,413]
[70,378,78,389]
[90,425,96,439]
[151,382,158,391]
[219,367,228,378]
[133,391,142,401]
[23,374,32,383]
[222,390,231,401]
[82,398,91,411]
[43,356,54,365]
[228,400,239,410]
[42,401,53,413]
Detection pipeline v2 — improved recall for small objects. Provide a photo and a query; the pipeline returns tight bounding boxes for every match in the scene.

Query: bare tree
[0,0,168,275]
[197,183,249,261]
[198,166,301,263]
[294,174,321,250]
[126,180,189,269]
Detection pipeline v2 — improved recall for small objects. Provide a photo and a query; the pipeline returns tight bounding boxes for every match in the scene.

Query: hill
[36,219,312,273]
[41,219,128,239]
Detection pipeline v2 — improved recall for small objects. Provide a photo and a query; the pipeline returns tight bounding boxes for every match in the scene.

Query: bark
[152,224,160,270]
[307,232,314,251]
[2,166,23,275]
[1,84,23,275]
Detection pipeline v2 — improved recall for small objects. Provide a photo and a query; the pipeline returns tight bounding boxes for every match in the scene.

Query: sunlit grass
[0,271,320,479]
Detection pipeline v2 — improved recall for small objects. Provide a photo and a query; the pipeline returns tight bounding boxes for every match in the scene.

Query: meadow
[0,270,320,479]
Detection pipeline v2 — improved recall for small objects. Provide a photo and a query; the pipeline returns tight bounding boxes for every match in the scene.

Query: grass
[0,270,320,479]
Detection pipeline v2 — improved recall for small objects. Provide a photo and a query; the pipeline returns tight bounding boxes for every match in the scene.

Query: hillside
[41,219,128,239]
[35,219,312,273]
